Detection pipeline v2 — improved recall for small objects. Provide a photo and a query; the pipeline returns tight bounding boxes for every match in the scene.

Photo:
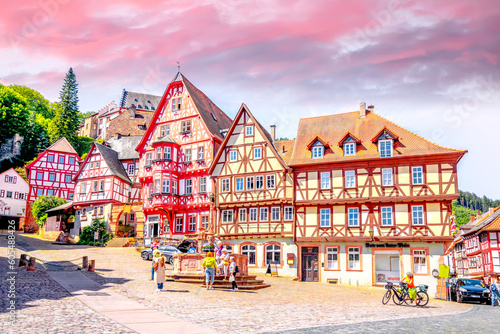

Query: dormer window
[343,142,356,156]
[378,140,393,158]
[307,136,329,159]
[338,132,361,157]
[312,146,324,159]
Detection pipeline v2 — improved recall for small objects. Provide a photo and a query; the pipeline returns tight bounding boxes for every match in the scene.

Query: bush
[77,218,114,245]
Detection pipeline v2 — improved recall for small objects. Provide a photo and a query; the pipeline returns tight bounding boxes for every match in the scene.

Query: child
[229,257,238,291]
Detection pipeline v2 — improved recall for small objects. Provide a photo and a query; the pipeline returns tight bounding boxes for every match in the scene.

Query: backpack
[234,265,239,273]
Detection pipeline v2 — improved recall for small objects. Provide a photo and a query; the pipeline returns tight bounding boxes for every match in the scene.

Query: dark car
[141,245,181,264]
[177,239,198,253]
[450,278,491,304]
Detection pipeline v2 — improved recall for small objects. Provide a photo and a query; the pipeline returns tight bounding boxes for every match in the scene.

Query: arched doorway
[117,209,137,237]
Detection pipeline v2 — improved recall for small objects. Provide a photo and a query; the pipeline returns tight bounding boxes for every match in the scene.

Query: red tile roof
[274,140,295,164]
[289,110,466,166]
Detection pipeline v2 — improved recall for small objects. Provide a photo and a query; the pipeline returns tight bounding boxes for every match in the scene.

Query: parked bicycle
[382,282,429,307]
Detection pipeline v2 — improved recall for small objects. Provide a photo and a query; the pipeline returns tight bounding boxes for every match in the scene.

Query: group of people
[484,276,500,306]
[202,241,239,291]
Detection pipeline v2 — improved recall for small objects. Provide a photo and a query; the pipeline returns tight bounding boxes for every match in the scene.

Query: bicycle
[382,282,429,307]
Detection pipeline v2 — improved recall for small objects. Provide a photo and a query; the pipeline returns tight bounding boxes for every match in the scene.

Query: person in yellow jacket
[202,252,217,290]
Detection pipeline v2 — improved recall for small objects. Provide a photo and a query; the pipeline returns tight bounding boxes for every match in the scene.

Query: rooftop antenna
[177,61,180,73]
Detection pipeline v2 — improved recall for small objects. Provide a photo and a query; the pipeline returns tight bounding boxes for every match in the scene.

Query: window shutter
[13,176,17,183]
[0,190,4,197]
[4,176,8,182]
[14,192,18,199]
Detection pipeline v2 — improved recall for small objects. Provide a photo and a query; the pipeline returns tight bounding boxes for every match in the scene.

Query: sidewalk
[48,271,215,334]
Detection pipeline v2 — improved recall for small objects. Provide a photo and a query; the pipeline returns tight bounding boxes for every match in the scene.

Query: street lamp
[368,227,374,241]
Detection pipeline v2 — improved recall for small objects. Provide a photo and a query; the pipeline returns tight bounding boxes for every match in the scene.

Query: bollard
[82,256,89,270]
[27,257,36,271]
[19,254,28,267]
[88,260,95,272]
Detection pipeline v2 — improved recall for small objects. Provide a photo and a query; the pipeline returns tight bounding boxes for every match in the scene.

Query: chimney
[471,214,475,222]
[489,207,495,215]
[130,105,136,119]
[368,105,374,113]
[359,102,366,118]
[270,125,276,141]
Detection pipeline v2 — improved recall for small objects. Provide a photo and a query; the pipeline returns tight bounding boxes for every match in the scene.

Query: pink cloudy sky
[1,0,500,198]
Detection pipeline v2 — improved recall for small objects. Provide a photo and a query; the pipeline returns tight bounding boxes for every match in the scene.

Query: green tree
[51,68,80,145]
[31,196,68,227]
[20,112,50,161]
[8,85,54,119]
[0,85,30,144]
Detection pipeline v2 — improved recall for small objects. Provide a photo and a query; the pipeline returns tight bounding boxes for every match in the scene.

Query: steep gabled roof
[274,140,295,164]
[0,168,28,186]
[46,137,78,154]
[208,104,288,174]
[289,110,467,166]
[95,143,131,184]
[463,207,500,236]
[105,110,154,140]
[120,90,162,111]
[106,136,143,160]
[338,132,362,146]
[306,136,330,150]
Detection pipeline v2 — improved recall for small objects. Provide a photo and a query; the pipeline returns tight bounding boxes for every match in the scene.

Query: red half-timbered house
[288,103,466,295]
[136,72,232,245]
[71,137,143,237]
[209,104,296,274]
[24,137,81,230]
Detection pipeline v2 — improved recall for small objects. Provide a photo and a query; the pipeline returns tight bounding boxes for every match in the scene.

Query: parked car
[449,278,491,304]
[141,245,181,264]
[177,239,198,253]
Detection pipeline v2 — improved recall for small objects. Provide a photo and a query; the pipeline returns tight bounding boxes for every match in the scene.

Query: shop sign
[365,242,410,248]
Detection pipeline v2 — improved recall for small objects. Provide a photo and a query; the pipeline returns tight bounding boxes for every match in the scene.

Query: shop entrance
[301,247,319,282]
[374,250,401,285]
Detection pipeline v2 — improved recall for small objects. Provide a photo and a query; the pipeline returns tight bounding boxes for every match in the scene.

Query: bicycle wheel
[382,290,392,305]
[392,291,404,305]
[416,291,429,307]
[403,293,416,306]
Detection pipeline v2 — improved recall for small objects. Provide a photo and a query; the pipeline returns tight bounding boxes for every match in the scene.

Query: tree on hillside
[457,191,500,213]
[21,112,50,161]
[8,85,54,119]
[51,68,80,145]
[0,85,29,144]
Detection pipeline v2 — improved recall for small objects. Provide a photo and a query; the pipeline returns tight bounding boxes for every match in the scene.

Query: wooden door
[302,253,319,282]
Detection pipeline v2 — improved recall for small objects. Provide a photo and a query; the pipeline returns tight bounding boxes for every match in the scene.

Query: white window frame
[242,244,256,265]
[249,208,258,222]
[266,175,275,189]
[229,150,237,162]
[326,247,339,270]
[311,145,324,159]
[382,168,393,186]
[222,210,233,223]
[255,176,264,190]
[239,208,247,222]
[199,177,206,193]
[156,147,161,160]
[265,244,281,265]
[245,125,253,136]
[162,179,170,193]
[320,172,330,189]
[164,147,171,160]
[413,250,427,274]
[284,207,293,221]
[198,147,204,160]
[260,207,269,222]
[412,166,424,185]
[343,142,356,156]
[201,216,209,230]
[175,218,183,233]
[235,177,244,191]
[254,147,262,159]
[186,179,192,195]
[320,208,331,227]
[381,206,393,226]
[185,149,192,162]
[146,153,152,166]
[348,207,359,227]
[271,207,280,221]
[188,216,196,231]
[246,176,254,190]
[345,170,356,188]
[128,164,135,176]
[348,247,361,270]
[412,205,425,225]
[222,178,230,193]
[379,139,393,158]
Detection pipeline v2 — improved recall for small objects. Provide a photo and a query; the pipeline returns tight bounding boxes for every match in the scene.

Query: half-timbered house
[209,104,296,275]
[24,137,81,231]
[0,168,29,230]
[71,137,143,237]
[288,103,466,295]
[136,72,233,245]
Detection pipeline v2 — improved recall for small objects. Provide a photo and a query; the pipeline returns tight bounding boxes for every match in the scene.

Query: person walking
[151,248,160,281]
[229,257,238,291]
[202,252,217,290]
[491,276,500,306]
[154,254,166,292]
[214,241,223,275]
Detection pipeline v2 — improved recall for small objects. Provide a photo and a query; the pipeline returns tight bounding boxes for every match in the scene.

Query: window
[176,97,182,110]
[68,193,73,200]
[172,180,177,195]
[99,180,105,192]
[242,244,256,265]
[93,181,98,192]
[320,208,331,227]
[81,182,87,193]
[48,155,54,162]
[312,146,324,159]
[201,216,209,230]
[348,247,361,270]
[47,189,53,196]
[156,147,162,160]
[63,175,71,183]
[412,166,423,185]
[185,149,191,162]
[229,150,237,162]
[162,179,170,193]
[90,162,94,169]
[382,168,393,186]
[128,164,135,176]
[129,213,135,221]
[199,177,206,193]
[19,193,24,200]
[260,207,269,221]
[5,176,15,183]
[186,179,192,195]
[160,125,167,137]
[412,205,424,225]
[69,157,75,165]
[146,153,152,166]
[413,250,427,274]
[49,174,55,181]
[98,206,104,216]
[381,206,393,226]
[188,216,196,231]
[197,147,204,160]
[37,189,43,196]
[222,210,233,223]
[58,156,65,163]
[326,247,339,270]
[284,207,293,221]
[343,142,356,156]
[222,179,230,192]
[249,208,258,222]
[254,147,262,159]
[164,147,171,160]
[236,178,244,191]
[239,209,247,222]
[246,176,260,191]
[6,191,12,198]
[181,120,191,133]
[172,98,177,111]
[266,175,275,189]
[37,172,43,180]
[348,207,359,226]
[245,126,253,136]
[320,172,330,189]
[95,161,99,168]
[271,207,280,221]
[265,244,281,265]
[247,176,254,190]
[175,218,183,233]
[153,179,160,194]
[379,139,393,158]
[345,170,356,188]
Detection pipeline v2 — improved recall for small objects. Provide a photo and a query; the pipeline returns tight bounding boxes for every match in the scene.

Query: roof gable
[306,136,330,150]
[46,137,78,154]
[371,126,399,143]
[338,132,361,146]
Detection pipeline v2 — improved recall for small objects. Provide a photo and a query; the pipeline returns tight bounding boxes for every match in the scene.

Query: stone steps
[167,274,270,290]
